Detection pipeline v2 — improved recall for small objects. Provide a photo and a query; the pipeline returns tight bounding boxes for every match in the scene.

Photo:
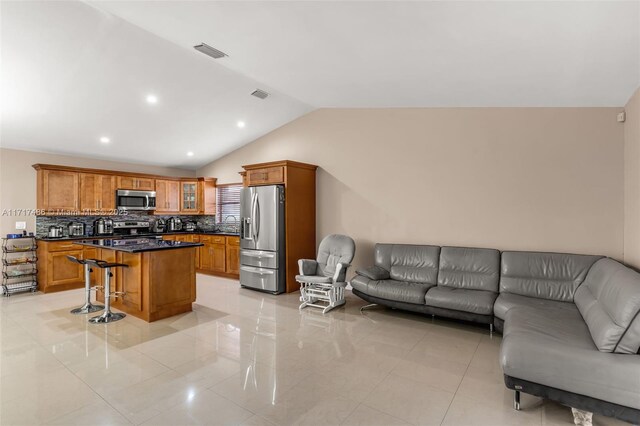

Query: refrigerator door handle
[255,195,261,241]
[241,250,275,258]
[251,193,258,242]
[241,266,275,275]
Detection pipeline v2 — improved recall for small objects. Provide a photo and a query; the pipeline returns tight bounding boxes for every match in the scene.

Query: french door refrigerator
[239,185,286,294]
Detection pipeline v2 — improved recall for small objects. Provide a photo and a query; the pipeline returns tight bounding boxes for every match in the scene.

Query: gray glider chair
[297,234,356,313]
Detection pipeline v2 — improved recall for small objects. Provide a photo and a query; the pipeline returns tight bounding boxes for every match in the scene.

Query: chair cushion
[438,246,500,292]
[493,292,577,320]
[316,235,356,280]
[574,258,640,354]
[500,306,640,410]
[500,251,602,302]
[351,275,433,304]
[296,275,333,284]
[374,244,440,284]
[425,286,497,315]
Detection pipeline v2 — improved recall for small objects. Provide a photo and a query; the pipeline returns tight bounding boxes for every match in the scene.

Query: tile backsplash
[35,212,239,237]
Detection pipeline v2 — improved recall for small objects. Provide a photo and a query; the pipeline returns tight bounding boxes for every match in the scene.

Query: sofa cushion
[374,244,440,284]
[438,246,500,292]
[425,286,497,315]
[351,274,433,304]
[574,258,640,354]
[493,292,577,320]
[500,251,602,302]
[356,265,390,281]
[500,306,640,410]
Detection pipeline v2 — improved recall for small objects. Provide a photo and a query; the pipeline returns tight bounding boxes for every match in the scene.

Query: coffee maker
[167,217,182,232]
[152,218,166,233]
[93,217,114,236]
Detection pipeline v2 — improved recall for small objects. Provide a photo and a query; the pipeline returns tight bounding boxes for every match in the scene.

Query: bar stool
[66,256,104,315]
[84,259,128,324]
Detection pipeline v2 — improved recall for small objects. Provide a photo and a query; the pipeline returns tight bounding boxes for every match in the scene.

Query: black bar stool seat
[66,255,104,315]
[84,259,129,324]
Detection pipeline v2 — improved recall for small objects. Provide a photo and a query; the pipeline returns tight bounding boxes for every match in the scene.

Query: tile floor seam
[439,333,483,426]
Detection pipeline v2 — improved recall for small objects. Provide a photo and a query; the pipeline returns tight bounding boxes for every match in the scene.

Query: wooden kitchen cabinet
[35,168,80,211]
[225,236,240,275]
[37,241,100,293]
[155,179,180,213]
[117,175,155,191]
[246,166,284,186]
[180,181,199,213]
[80,173,116,213]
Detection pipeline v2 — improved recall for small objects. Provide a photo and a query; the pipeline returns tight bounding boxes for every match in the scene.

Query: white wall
[198,108,625,271]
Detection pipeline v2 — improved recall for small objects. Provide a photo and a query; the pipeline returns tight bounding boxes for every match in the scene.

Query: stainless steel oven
[116,190,156,211]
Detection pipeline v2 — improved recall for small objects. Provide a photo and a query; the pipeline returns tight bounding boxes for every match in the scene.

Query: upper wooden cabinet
[36,168,80,211]
[80,173,116,213]
[117,176,155,191]
[32,164,216,216]
[155,179,180,213]
[246,166,284,186]
[180,181,199,213]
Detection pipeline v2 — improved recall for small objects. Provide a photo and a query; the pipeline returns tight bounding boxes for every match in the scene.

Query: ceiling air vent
[193,43,227,59]
[251,89,269,100]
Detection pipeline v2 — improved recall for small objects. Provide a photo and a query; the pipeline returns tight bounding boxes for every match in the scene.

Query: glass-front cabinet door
[180,181,199,213]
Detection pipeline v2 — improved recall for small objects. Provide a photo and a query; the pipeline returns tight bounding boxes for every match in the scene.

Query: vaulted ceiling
[2,1,639,168]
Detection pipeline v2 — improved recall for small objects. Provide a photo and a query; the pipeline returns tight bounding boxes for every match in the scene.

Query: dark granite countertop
[37,230,240,242]
[75,238,204,253]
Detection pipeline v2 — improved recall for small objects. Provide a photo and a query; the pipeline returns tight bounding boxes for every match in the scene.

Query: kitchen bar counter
[37,230,239,242]
[78,237,199,322]
[75,238,203,253]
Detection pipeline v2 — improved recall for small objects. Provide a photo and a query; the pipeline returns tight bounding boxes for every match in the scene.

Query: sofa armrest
[298,259,318,276]
[356,265,390,281]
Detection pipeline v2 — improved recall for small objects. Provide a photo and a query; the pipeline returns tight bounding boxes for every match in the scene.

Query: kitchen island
[75,238,203,322]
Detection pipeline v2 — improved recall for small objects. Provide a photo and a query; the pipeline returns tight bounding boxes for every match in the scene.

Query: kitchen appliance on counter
[113,220,150,237]
[48,225,64,238]
[167,217,183,232]
[93,217,114,236]
[152,218,166,233]
[67,222,85,237]
[116,189,156,212]
[240,185,286,294]
[184,221,197,232]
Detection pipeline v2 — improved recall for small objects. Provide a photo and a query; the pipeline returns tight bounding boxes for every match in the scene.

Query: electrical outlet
[15,221,26,230]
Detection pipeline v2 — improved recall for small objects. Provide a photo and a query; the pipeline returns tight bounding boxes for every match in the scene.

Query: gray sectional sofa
[351,244,640,424]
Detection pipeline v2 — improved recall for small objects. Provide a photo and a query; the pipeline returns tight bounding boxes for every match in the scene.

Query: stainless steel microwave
[116,190,156,211]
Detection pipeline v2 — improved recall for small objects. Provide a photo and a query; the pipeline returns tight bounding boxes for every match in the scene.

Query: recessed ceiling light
[146,94,158,104]
[237,121,246,128]
[99,136,110,144]
[187,151,194,157]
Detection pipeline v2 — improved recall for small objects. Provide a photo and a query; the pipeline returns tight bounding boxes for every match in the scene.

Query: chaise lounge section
[351,243,640,424]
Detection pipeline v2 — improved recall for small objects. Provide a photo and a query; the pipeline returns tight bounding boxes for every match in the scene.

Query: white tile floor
[0,274,629,425]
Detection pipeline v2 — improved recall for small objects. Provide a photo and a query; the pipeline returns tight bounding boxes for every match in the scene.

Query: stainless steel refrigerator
[239,185,286,294]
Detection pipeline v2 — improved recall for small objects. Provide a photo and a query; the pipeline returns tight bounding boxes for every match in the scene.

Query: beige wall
[198,108,625,272]
[624,88,640,269]
[0,148,195,236]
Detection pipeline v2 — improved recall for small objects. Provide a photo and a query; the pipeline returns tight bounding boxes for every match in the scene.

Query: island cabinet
[79,173,116,213]
[90,246,197,322]
[241,160,317,293]
[37,240,99,293]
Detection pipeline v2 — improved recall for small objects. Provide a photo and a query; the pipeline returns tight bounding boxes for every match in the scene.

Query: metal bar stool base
[89,311,126,324]
[71,303,105,315]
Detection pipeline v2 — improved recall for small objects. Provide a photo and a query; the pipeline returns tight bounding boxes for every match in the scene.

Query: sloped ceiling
[2,1,639,168]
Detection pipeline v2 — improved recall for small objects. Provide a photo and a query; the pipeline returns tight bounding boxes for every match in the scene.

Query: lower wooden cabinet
[225,238,240,275]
